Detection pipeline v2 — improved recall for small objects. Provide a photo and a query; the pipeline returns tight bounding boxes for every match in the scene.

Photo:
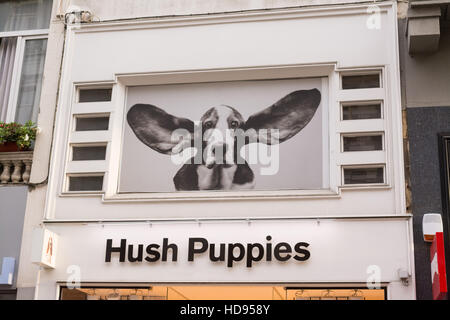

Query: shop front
[60,286,386,301]
[40,220,408,300]
[16,1,416,300]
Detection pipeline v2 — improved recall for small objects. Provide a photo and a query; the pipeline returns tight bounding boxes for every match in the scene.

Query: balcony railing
[0,152,33,184]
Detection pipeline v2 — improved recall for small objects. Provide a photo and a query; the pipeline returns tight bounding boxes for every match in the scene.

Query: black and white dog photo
[126,89,321,191]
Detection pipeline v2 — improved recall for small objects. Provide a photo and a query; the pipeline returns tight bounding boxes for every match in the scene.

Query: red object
[0,142,19,152]
[430,232,448,300]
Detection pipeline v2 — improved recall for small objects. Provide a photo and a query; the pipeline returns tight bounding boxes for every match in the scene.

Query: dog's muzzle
[205,142,235,169]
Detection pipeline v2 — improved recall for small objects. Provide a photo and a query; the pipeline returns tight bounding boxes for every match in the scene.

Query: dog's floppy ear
[244,89,321,144]
[127,104,195,154]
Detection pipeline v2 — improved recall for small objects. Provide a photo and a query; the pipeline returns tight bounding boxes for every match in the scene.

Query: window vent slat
[342,104,382,120]
[343,167,384,185]
[342,74,380,90]
[68,176,104,192]
[75,116,109,131]
[72,146,107,161]
[79,88,112,103]
[343,135,383,152]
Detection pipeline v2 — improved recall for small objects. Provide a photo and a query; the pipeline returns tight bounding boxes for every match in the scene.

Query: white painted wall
[0,186,28,289]
[45,3,405,220]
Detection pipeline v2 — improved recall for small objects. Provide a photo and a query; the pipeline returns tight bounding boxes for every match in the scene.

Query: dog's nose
[212,143,228,158]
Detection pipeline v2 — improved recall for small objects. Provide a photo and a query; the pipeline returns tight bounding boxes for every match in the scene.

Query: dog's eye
[230,121,239,129]
[204,121,213,129]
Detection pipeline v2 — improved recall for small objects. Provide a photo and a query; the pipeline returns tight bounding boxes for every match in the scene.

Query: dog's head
[127,89,321,189]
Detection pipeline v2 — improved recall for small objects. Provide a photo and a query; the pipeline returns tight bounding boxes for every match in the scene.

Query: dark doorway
[438,133,450,299]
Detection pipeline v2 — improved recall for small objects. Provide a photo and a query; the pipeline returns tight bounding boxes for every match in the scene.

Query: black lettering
[145,244,160,262]
[105,239,126,262]
[294,242,311,261]
[246,243,264,267]
[188,238,208,261]
[274,242,292,261]
[227,243,245,267]
[127,244,143,262]
[162,238,178,262]
[209,243,226,262]
[266,236,272,261]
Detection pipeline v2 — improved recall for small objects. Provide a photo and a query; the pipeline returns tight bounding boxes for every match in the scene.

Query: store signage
[105,236,310,268]
[31,228,59,269]
[430,232,448,300]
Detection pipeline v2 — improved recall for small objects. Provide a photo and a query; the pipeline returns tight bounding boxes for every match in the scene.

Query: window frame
[0,28,49,123]
[341,164,386,187]
[59,65,336,199]
[57,66,393,200]
[336,68,389,189]
[65,172,105,194]
[340,70,383,90]
[341,132,385,153]
[340,100,384,121]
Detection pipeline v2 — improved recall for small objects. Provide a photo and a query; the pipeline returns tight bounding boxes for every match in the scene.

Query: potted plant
[0,121,38,152]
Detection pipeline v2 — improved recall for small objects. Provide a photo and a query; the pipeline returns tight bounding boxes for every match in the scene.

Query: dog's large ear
[243,89,321,144]
[127,104,195,154]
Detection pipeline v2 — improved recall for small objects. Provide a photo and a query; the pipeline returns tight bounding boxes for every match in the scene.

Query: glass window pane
[68,176,104,192]
[0,38,17,122]
[343,135,383,152]
[79,89,112,103]
[344,167,384,185]
[342,104,381,120]
[14,38,47,124]
[342,74,380,89]
[72,146,107,161]
[0,0,53,32]
[75,117,110,131]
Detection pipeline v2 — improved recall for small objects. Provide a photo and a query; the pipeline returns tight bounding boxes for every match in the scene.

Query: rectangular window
[72,145,107,161]
[79,88,112,103]
[14,38,48,123]
[68,175,104,192]
[75,116,110,131]
[342,74,380,89]
[0,0,52,32]
[342,103,382,120]
[0,1,52,124]
[343,135,383,152]
[343,167,384,185]
[0,38,17,121]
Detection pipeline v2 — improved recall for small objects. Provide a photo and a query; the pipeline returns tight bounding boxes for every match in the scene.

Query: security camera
[398,268,410,286]
[65,5,93,24]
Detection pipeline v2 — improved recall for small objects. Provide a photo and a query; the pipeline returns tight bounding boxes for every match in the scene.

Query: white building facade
[16,0,416,300]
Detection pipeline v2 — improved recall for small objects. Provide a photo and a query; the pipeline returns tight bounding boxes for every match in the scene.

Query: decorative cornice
[68,2,394,34]
[0,151,34,161]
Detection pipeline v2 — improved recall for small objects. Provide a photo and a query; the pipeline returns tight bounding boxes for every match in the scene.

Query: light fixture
[398,268,410,286]
[423,213,443,242]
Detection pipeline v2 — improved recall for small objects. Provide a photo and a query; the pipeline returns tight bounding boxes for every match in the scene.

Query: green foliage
[0,121,38,150]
